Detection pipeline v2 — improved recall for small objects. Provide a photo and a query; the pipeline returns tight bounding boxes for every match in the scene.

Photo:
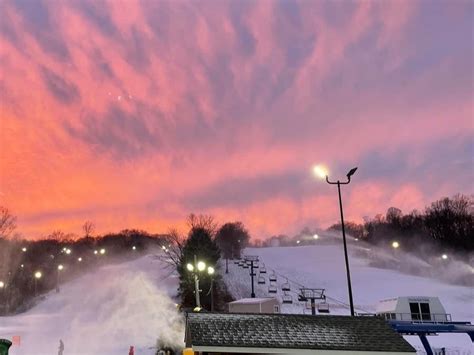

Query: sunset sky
[0,0,473,239]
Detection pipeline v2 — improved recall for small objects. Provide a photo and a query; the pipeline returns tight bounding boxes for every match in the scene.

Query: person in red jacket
[128,345,134,355]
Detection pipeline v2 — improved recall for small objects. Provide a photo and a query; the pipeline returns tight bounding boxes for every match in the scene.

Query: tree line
[329,194,473,254]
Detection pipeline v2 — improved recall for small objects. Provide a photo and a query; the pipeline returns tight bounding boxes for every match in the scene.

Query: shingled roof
[186,312,415,353]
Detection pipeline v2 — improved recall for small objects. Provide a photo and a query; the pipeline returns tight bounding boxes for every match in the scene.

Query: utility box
[228,297,280,314]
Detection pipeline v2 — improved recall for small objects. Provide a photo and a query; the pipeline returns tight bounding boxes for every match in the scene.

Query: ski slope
[0,254,185,355]
[223,239,474,354]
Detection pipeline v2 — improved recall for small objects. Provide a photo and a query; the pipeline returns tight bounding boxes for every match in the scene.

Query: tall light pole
[34,271,42,297]
[325,166,357,316]
[56,264,64,293]
[186,256,215,311]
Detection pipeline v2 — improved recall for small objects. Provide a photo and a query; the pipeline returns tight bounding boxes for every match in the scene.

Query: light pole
[0,281,5,314]
[56,264,64,293]
[324,166,358,316]
[186,256,215,311]
[34,271,42,297]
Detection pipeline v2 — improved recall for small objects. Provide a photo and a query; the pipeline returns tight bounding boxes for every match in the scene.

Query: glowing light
[313,165,328,179]
[392,241,400,249]
[354,238,359,241]
[100,248,106,255]
[0,281,4,288]
[441,254,448,260]
[132,246,136,250]
[313,234,319,240]
[207,266,215,275]
[186,263,194,272]
[20,264,24,268]
[78,257,82,262]
[94,250,98,255]
[22,247,27,252]
[197,261,206,271]
[162,245,166,250]
[34,271,42,279]
[57,264,64,271]
[296,240,300,244]
[65,248,71,255]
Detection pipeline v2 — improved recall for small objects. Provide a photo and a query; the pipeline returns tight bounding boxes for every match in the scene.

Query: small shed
[376,296,449,322]
[185,312,416,354]
[228,297,280,314]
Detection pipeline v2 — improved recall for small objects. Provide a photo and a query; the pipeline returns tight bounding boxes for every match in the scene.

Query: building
[376,296,449,322]
[228,298,280,314]
[185,312,416,354]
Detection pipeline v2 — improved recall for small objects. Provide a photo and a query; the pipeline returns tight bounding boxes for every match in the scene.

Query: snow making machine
[376,296,474,355]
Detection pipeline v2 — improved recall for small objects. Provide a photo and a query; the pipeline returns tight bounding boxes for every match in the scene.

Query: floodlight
[197,261,206,271]
[207,266,215,275]
[186,263,194,272]
[346,167,358,178]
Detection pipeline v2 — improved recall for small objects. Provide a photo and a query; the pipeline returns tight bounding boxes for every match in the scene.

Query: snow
[0,254,185,355]
[0,237,472,355]
[223,239,473,354]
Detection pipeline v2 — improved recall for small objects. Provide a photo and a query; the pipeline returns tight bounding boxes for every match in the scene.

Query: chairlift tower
[298,288,326,316]
[244,255,259,298]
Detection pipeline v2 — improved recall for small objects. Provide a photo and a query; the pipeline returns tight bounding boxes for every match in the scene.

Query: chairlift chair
[234,259,240,265]
[268,284,277,294]
[242,263,249,269]
[258,276,266,285]
[318,301,330,313]
[282,292,293,304]
[260,263,267,274]
[269,272,277,282]
[282,278,291,292]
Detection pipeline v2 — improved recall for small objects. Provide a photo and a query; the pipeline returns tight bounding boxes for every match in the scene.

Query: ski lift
[242,262,249,268]
[282,292,293,304]
[268,283,277,294]
[318,301,330,313]
[253,262,259,268]
[269,272,277,282]
[282,278,291,292]
[260,263,267,274]
[258,276,266,285]
[234,259,240,265]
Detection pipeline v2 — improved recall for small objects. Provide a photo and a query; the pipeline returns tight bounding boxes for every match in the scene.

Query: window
[273,305,280,313]
[420,303,431,320]
[410,302,421,320]
[410,302,431,321]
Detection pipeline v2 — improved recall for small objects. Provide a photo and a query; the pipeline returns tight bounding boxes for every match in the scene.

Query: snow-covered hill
[1,238,472,355]
[0,254,185,355]
[223,239,473,354]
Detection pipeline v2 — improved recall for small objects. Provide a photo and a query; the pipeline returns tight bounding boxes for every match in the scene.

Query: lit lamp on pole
[314,164,358,316]
[56,264,64,293]
[186,256,215,311]
[34,271,42,297]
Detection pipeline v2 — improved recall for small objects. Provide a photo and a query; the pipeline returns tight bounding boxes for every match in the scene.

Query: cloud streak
[0,0,472,238]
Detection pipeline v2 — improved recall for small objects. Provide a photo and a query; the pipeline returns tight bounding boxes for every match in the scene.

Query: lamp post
[244,255,259,298]
[34,271,42,297]
[56,264,64,293]
[186,256,215,311]
[324,166,357,316]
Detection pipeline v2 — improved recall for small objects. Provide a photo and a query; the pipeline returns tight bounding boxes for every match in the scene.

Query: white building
[228,297,280,314]
[376,296,450,322]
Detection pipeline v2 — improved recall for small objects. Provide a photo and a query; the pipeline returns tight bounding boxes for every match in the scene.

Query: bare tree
[48,230,66,241]
[187,213,218,236]
[161,228,186,269]
[0,206,17,239]
[82,221,95,238]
